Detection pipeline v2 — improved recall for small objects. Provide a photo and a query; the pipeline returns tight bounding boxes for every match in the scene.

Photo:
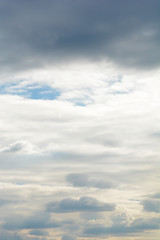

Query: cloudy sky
[0,0,160,239]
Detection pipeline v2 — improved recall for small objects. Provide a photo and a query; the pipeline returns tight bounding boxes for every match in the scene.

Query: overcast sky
[0,1,160,240]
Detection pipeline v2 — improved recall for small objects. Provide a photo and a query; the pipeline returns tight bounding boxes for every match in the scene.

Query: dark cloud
[0,0,160,72]
[83,217,160,236]
[61,235,76,240]
[29,229,48,236]
[46,197,115,213]
[3,212,60,230]
[66,173,116,189]
[0,232,22,240]
[141,199,160,213]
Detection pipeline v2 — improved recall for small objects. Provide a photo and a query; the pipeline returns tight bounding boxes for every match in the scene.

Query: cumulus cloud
[66,173,116,189]
[46,197,115,213]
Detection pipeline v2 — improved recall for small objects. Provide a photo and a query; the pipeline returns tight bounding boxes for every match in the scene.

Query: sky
[0,0,160,239]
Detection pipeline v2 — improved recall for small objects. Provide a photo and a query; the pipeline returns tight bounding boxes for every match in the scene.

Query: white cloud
[0,59,160,240]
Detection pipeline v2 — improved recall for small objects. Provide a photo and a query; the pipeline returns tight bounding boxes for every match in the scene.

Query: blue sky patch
[0,82,60,100]
[75,102,87,107]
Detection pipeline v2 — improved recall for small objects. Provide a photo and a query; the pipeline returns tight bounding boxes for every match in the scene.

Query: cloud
[46,197,115,213]
[0,199,9,206]
[66,173,116,189]
[80,212,103,222]
[152,193,160,199]
[61,235,76,240]
[0,0,160,72]
[0,199,16,207]
[1,141,39,154]
[29,229,48,236]
[83,215,160,236]
[141,199,160,213]
[0,2,160,240]
[3,212,60,230]
[0,232,22,240]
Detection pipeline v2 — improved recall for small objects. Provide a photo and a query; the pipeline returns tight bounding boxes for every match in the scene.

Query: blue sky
[0,1,160,240]
[0,82,60,100]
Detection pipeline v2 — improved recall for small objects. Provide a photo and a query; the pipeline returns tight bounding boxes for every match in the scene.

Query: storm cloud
[0,0,160,72]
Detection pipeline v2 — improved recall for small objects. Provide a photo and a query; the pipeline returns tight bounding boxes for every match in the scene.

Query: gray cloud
[151,193,160,199]
[1,141,38,154]
[29,229,48,236]
[0,232,22,240]
[3,212,60,230]
[46,197,115,213]
[3,142,24,153]
[0,199,10,207]
[141,199,160,213]
[83,217,160,236]
[0,0,160,72]
[80,212,103,222]
[61,235,76,240]
[66,173,116,189]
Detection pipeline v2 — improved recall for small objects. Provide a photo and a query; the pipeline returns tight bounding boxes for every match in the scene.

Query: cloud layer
[0,1,160,240]
[46,197,115,213]
[66,173,116,189]
[0,0,160,73]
